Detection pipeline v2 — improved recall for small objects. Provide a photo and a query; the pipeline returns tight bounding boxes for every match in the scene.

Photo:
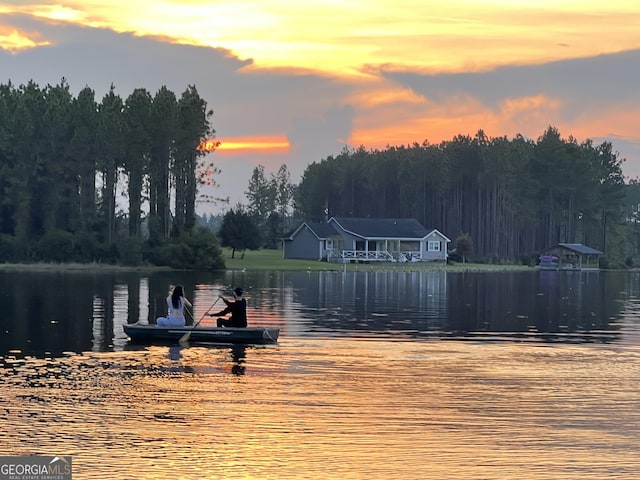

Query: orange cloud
[495,94,566,138]
[566,103,640,147]
[351,86,640,171]
[352,115,498,150]
[6,1,640,76]
[499,94,563,117]
[350,91,570,150]
[0,25,50,52]
[349,84,426,109]
[351,93,497,147]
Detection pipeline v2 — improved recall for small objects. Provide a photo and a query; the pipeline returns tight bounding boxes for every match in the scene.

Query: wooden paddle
[179,298,219,345]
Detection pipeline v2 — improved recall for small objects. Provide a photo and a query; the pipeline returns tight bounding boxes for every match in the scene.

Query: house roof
[330,217,433,239]
[283,221,336,240]
[558,243,604,255]
[306,222,337,239]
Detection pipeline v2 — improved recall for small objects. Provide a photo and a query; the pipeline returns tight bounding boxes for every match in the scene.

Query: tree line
[217,164,296,257]
[294,127,629,265]
[0,79,223,268]
[2,79,633,268]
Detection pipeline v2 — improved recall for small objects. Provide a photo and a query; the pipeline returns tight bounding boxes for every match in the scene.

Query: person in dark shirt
[210,287,248,327]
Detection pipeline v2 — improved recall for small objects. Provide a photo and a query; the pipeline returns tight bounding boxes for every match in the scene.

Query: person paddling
[210,287,247,327]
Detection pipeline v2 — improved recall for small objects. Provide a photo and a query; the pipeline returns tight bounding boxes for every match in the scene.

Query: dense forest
[295,128,633,266]
[0,79,223,269]
[1,79,637,268]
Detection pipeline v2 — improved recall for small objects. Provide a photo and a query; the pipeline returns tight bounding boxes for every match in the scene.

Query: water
[1,269,640,479]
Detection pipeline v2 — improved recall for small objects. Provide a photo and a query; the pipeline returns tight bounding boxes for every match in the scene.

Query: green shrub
[0,234,15,262]
[36,229,75,262]
[74,230,100,262]
[145,228,224,269]
[118,237,143,266]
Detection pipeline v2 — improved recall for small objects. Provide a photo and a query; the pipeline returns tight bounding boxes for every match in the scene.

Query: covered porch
[327,239,422,263]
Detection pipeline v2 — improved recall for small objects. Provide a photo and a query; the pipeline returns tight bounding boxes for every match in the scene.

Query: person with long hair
[156,285,192,327]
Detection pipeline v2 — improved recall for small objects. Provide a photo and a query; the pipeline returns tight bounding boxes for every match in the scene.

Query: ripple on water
[2,339,640,479]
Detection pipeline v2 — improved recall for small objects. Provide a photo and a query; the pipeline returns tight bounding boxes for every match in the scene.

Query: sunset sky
[1,1,639,213]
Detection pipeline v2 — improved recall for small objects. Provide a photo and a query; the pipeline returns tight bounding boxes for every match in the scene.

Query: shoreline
[0,262,177,272]
[0,260,535,273]
[220,248,536,272]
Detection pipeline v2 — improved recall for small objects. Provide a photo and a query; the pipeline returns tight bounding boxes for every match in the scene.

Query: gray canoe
[123,323,280,344]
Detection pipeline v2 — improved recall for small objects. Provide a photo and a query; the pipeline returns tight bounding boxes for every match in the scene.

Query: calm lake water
[1,268,640,479]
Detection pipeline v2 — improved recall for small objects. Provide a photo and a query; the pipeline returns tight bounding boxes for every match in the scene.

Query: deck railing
[328,250,422,263]
[401,251,422,262]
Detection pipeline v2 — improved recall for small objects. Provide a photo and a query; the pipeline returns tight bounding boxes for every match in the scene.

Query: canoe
[123,323,280,345]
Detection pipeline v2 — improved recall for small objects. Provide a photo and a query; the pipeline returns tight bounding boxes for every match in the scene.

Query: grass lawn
[0,249,533,272]
[221,248,533,272]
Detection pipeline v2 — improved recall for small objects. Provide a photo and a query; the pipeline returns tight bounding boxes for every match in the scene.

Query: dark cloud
[2,14,248,97]
[0,14,355,209]
[1,14,353,134]
[593,135,640,179]
[3,13,638,209]
[287,105,354,159]
[382,49,640,114]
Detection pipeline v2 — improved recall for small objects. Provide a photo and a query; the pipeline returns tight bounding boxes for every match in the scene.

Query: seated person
[210,287,247,327]
[157,285,192,327]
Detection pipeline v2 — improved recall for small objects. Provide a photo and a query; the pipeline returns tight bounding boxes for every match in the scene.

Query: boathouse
[540,243,603,270]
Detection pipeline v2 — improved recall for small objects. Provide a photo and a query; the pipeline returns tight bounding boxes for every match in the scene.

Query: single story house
[540,243,603,270]
[282,217,450,263]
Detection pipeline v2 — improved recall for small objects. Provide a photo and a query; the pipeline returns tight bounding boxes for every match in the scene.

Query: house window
[325,239,334,250]
[428,241,441,252]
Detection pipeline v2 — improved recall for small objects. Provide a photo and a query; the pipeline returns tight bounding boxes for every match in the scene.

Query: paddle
[179,297,219,345]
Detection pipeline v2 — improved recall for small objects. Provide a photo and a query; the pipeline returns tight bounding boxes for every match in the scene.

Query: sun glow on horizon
[215,136,291,155]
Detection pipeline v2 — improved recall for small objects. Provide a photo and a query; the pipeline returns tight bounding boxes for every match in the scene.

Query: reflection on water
[2,339,640,479]
[279,269,626,343]
[0,269,637,355]
[2,269,640,478]
[0,270,639,355]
